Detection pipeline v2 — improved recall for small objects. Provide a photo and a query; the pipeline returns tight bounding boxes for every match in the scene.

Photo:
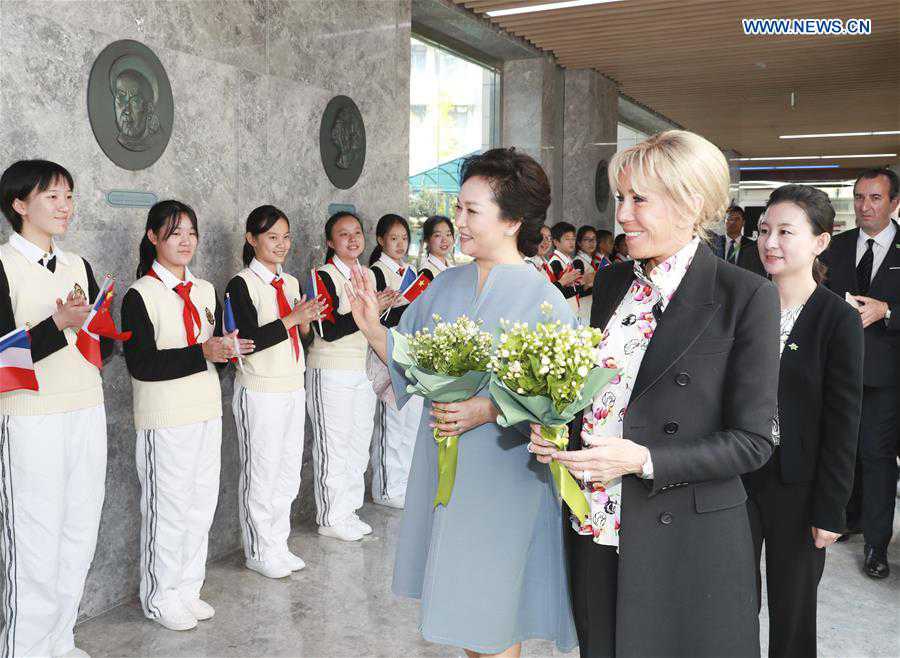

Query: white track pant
[232,384,305,563]
[0,404,106,658]
[577,295,593,324]
[135,418,221,619]
[371,396,422,502]
[306,369,376,527]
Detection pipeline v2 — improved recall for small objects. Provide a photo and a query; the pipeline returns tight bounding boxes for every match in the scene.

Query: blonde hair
[609,130,730,241]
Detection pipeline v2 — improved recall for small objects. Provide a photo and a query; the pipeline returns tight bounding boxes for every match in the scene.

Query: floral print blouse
[573,238,700,547]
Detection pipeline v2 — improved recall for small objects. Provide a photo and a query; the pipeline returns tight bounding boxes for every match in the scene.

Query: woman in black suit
[746,184,863,658]
[529,130,781,658]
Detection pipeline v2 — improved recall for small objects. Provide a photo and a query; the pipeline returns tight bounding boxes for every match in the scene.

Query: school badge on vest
[72,282,86,301]
[205,307,214,325]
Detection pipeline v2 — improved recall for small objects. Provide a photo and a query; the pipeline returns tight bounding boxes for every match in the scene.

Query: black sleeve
[121,288,208,381]
[225,277,288,353]
[213,296,228,372]
[314,271,360,341]
[811,309,864,532]
[372,266,388,292]
[549,260,576,299]
[83,258,115,362]
[0,261,69,363]
[382,303,406,328]
[420,268,435,283]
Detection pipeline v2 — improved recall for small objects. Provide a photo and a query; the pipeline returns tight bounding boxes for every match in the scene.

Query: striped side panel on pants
[311,369,330,526]
[235,387,259,560]
[142,430,161,619]
[0,417,17,658]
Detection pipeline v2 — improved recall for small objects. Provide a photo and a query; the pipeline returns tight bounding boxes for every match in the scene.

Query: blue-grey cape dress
[387,261,578,653]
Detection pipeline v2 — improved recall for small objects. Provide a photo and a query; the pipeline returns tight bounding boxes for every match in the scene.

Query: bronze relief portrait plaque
[88,39,174,171]
[319,95,366,190]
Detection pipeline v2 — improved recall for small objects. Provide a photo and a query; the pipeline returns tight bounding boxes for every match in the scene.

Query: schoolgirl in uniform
[527,224,556,284]
[226,205,325,579]
[368,214,422,509]
[548,221,582,314]
[573,225,599,322]
[0,160,111,658]
[307,212,390,541]
[121,200,252,631]
[418,214,454,281]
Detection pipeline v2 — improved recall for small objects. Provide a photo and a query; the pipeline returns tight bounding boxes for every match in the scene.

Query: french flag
[76,277,132,369]
[399,271,431,304]
[0,328,38,394]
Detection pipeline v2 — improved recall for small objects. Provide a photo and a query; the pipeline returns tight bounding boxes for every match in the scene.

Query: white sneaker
[59,648,90,658]
[280,552,306,571]
[246,557,292,579]
[155,599,198,631]
[181,597,215,621]
[373,495,405,509]
[317,520,363,541]
[352,515,373,535]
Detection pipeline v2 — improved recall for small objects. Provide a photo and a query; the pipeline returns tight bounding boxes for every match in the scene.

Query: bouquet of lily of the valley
[488,303,619,522]
[390,314,494,507]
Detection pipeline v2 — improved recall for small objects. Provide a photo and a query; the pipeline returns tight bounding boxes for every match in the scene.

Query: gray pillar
[501,56,564,223]
[561,69,618,231]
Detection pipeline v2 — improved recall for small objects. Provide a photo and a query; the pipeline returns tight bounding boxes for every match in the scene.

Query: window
[408,37,499,262]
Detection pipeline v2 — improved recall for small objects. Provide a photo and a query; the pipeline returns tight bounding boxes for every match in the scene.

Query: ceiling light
[780,131,900,139]
[731,154,896,161]
[487,0,626,18]
[740,165,841,171]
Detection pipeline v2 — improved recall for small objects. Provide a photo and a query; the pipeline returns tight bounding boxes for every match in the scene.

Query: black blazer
[820,221,900,388]
[576,243,780,658]
[745,285,863,533]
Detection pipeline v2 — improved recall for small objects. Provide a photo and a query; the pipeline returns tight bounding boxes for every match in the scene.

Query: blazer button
[675,372,691,386]
[659,512,674,525]
[664,421,679,435]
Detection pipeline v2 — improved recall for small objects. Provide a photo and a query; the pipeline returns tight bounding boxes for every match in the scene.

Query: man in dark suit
[821,167,900,579]
[712,205,767,277]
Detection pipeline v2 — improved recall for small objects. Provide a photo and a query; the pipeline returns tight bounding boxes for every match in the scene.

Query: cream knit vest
[306,263,374,371]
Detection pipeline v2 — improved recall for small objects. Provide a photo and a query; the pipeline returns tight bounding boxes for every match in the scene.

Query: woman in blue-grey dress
[346,148,577,657]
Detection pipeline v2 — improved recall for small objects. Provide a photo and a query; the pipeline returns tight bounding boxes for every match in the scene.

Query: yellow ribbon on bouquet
[433,428,459,508]
[541,424,590,523]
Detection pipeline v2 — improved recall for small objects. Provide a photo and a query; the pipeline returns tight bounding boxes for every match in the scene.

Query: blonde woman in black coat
[529,130,781,658]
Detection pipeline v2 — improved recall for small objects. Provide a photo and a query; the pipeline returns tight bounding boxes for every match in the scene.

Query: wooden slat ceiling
[455,0,900,170]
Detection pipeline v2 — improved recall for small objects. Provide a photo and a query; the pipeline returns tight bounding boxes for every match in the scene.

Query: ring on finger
[582,470,590,482]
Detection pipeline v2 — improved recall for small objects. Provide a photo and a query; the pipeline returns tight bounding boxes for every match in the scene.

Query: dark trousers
[567,529,618,658]
[746,457,826,658]
[857,386,899,550]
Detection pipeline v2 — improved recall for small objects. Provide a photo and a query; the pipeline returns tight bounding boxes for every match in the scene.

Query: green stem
[433,428,459,508]
[541,424,590,523]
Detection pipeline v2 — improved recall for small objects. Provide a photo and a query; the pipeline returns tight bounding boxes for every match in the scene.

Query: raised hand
[52,292,91,330]
[346,264,382,334]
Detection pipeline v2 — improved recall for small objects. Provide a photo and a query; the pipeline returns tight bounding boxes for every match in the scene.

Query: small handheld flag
[381,266,419,319]
[0,327,38,393]
[76,276,132,369]
[399,272,431,304]
[223,293,243,369]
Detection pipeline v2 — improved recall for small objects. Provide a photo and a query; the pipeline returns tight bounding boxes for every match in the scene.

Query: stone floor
[77,503,900,658]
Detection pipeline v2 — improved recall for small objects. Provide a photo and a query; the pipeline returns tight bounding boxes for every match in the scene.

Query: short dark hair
[765,184,835,284]
[854,168,899,199]
[726,204,745,218]
[576,225,597,248]
[459,148,550,257]
[0,159,75,233]
[243,205,289,266]
[551,221,576,242]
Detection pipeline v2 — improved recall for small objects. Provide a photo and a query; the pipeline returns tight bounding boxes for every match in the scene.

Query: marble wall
[0,0,410,619]
[501,56,565,223]
[561,69,618,231]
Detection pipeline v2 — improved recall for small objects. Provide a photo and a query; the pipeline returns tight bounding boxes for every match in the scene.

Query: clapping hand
[558,267,582,287]
[202,331,254,362]
[377,289,401,312]
[52,290,91,330]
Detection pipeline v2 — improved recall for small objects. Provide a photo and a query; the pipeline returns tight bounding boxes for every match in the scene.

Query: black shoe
[837,526,862,542]
[864,544,889,579]
[835,534,850,543]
